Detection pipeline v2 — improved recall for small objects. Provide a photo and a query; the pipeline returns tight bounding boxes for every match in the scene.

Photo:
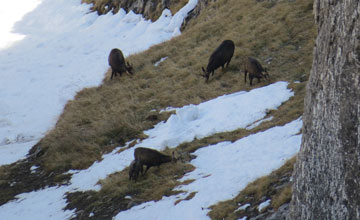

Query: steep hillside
[42,0,315,173]
[0,0,316,219]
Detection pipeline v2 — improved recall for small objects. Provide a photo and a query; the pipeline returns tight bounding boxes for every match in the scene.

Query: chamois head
[125,61,134,75]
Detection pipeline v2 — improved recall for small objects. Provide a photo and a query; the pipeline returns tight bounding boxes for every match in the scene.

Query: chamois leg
[244,71,248,83]
[205,74,210,82]
[143,165,151,175]
[250,76,254,86]
[226,58,232,68]
[139,164,144,175]
[111,70,116,80]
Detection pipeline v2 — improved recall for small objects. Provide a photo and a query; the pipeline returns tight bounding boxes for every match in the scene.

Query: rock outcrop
[289,1,360,219]
[84,0,170,20]
[180,0,212,31]
[84,0,210,30]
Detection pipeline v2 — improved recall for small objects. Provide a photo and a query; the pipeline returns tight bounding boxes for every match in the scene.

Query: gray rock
[289,1,360,219]
[265,204,289,220]
[181,0,212,31]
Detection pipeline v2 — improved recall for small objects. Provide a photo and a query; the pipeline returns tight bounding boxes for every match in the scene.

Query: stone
[288,1,360,219]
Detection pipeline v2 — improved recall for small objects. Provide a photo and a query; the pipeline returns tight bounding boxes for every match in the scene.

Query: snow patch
[140,82,293,149]
[246,116,273,130]
[236,203,250,212]
[0,186,75,220]
[258,199,271,212]
[114,119,302,220]
[154,56,168,66]
[30,165,39,173]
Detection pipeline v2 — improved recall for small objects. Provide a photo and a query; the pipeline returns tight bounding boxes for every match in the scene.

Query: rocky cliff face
[84,0,210,28]
[289,1,360,219]
[180,0,211,30]
[84,0,171,20]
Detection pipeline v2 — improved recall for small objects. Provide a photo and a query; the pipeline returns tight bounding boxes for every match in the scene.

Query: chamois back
[201,40,235,82]
[108,48,133,80]
[244,57,269,85]
[134,147,176,175]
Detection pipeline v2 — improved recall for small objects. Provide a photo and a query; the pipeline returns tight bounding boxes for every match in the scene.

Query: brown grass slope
[40,0,315,174]
[64,0,315,218]
[0,0,316,216]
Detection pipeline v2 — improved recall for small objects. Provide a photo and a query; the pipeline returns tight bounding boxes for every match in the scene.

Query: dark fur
[244,57,269,85]
[108,48,133,80]
[201,40,235,82]
[129,159,142,181]
[134,147,176,175]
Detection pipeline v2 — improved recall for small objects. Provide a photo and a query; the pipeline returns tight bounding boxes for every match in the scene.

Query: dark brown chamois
[108,48,133,80]
[244,57,270,86]
[129,159,142,181]
[201,40,235,82]
[134,147,177,175]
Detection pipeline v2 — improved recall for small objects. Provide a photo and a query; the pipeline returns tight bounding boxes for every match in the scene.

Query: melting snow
[154,56,168,66]
[258,199,271,212]
[114,119,302,220]
[236,203,251,212]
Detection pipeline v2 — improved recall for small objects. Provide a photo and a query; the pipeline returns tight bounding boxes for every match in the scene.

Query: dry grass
[0,166,8,196]
[99,161,194,202]
[39,0,315,183]
[65,159,195,218]
[271,184,292,210]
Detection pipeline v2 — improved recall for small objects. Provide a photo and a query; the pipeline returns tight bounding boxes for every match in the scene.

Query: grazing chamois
[201,40,235,82]
[108,48,133,80]
[244,57,270,86]
[129,159,142,181]
[134,147,178,175]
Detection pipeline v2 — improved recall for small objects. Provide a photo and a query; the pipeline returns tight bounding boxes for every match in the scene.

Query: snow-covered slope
[0,1,302,219]
[0,80,301,219]
[115,119,301,220]
[0,0,198,166]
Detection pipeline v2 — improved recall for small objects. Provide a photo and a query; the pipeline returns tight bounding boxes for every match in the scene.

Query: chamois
[108,48,134,80]
[129,159,142,181]
[201,40,235,82]
[134,147,177,175]
[244,57,269,86]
